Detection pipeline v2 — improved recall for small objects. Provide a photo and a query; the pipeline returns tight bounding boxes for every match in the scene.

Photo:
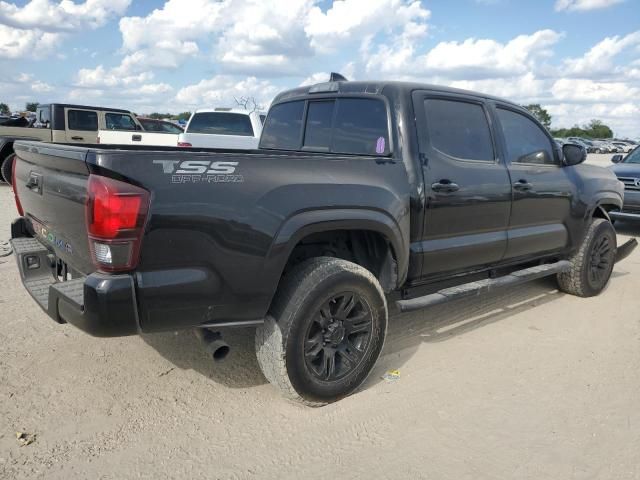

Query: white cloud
[551,78,639,102]
[305,0,430,52]
[32,80,54,93]
[0,0,130,60]
[175,75,279,109]
[555,0,624,11]
[0,24,61,59]
[0,0,131,31]
[563,31,640,76]
[366,29,562,79]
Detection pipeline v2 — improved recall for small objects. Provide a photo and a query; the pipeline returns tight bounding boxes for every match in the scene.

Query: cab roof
[273,80,523,110]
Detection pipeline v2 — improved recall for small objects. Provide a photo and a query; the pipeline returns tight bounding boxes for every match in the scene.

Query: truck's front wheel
[557,218,616,297]
[256,257,387,405]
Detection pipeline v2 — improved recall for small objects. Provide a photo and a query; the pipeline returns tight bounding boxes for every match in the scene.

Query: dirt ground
[1,154,639,479]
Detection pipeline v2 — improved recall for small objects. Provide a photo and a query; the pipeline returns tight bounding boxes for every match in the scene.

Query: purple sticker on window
[376,137,385,154]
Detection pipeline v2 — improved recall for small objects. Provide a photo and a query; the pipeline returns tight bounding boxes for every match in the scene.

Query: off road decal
[153,160,244,184]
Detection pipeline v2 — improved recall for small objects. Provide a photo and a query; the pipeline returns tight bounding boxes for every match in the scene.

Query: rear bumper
[11,221,139,337]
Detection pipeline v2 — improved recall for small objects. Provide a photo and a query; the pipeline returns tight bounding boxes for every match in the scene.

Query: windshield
[187,112,254,136]
[623,147,640,163]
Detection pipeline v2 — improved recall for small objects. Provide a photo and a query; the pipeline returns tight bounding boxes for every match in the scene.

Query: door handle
[431,180,460,193]
[513,180,533,191]
[132,134,142,142]
[71,136,83,140]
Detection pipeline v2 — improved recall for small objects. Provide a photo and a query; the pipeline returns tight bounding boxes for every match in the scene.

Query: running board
[396,261,571,313]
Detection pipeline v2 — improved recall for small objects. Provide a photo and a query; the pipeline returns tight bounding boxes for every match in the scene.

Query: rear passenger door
[65,108,99,143]
[492,104,574,260]
[413,93,512,276]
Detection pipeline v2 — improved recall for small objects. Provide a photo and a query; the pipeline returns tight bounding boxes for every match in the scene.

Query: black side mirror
[562,143,587,166]
[611,154,624,163]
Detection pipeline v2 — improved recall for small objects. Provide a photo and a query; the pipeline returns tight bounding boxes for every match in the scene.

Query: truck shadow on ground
[142,276,575,392]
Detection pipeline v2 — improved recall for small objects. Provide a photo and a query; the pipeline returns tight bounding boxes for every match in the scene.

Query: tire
[557,218,616,297]
[1,152,14,184]
[255,257,388,406]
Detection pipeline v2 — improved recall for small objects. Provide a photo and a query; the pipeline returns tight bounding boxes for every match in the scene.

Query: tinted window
[424,99,494,161]
[497,108,557,165]
[259,115,266,125]
[67,110,98,131]
[139,119,163,132]
[187,112,254,136]
[260,101,305,150]
[304,101,334,150]
[332,98,389,155]
[105,113,137,131]
[161,122,183,133]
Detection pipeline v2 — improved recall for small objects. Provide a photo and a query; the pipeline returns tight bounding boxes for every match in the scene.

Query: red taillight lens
[86,174,150,272]
[177,142,192,148]
[11,154,24,216]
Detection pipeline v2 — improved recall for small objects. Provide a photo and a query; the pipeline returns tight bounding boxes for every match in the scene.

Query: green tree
[0,102,9,115]
[524,104,552,129]
[25,102,39,112]
[175,112,192,121]
[586,119,613,139]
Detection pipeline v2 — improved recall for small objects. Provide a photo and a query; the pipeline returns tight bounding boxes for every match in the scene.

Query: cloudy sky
[0,0,638,136]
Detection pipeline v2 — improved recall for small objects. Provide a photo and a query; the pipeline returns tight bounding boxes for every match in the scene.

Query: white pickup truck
[97,115,181,147]
[177,108,265,149]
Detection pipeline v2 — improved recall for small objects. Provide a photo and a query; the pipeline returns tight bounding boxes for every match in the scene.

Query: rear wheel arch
[0,141,15,184]
[267,209,408,293]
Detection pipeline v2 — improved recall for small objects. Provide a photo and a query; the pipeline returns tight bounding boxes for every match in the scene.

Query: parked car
[9,79,637,404]
[609,147,640,221]
[567,137,594,152]
[97,113,180,147]
[0,103,142,184]
[138,118,184,134]
[612,141,635,153]
[177,108,265,149]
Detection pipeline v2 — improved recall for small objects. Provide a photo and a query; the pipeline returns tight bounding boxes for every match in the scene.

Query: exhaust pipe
[194,328,230,361]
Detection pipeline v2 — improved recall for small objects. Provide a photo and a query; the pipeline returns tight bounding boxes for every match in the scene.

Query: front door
[65,108,99,143]
[492,104,574,260]
[414,93,512,277]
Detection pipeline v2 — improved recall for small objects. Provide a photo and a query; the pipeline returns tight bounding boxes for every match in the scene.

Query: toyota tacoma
[9,79,637,405]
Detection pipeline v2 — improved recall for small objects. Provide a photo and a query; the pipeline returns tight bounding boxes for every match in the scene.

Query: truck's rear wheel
[256,257,387,405]
[1,153,14,184]
[557,218,616,297]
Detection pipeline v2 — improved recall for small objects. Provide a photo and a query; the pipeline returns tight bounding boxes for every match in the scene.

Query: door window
[424,98,494,161]
[496,108,557,165]
[67,110,98,131]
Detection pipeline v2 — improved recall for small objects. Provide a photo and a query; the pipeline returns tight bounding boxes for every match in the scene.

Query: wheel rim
[588,233,614,287]
[303,292,373,382]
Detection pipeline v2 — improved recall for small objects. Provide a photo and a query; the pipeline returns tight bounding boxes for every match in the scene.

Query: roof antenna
[329,72,348,82]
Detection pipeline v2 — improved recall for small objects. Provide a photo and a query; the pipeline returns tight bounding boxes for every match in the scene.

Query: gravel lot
[1,154,639,479]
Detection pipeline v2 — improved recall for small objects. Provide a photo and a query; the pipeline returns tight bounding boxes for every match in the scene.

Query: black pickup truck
[9,80,637,405]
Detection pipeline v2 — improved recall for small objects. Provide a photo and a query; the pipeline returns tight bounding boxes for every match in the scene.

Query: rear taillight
[85,174,150,272]
[11,154,24,216]
[177,142,192,148]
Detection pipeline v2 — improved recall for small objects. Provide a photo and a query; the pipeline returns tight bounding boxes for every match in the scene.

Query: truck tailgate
[13,142,94,274]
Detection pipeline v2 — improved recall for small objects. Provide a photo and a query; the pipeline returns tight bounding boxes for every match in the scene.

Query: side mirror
[562,143,587,167]
[611,154,624,164]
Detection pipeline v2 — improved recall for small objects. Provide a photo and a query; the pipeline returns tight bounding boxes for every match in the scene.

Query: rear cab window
[260,97,390,156]
[187,112,254,136]
[67,110,98,131]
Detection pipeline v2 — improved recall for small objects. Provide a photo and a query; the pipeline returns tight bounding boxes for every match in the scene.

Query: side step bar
[396,261,571,313]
